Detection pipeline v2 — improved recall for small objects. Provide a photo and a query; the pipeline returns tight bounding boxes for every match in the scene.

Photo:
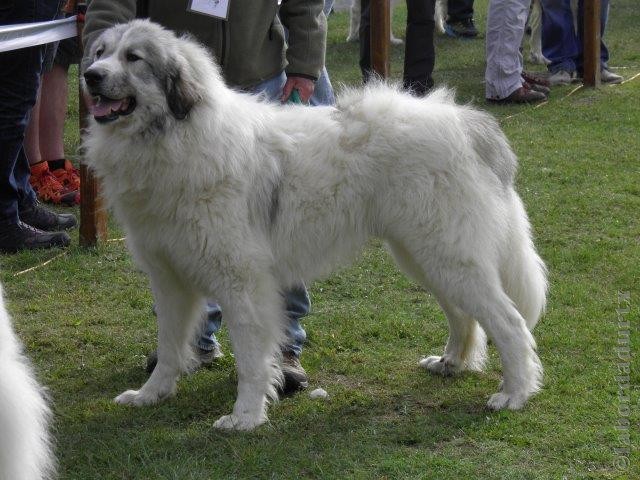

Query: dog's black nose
[83,69,104,88]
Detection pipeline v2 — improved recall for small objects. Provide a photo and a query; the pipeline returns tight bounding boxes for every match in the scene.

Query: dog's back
[0,286,54,480]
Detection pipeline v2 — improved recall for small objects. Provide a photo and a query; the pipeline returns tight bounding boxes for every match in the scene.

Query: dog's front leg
[115,272,204,406]
[213,283,284,431]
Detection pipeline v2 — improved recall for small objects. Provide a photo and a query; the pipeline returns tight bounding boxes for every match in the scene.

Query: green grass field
[1,1,639,478]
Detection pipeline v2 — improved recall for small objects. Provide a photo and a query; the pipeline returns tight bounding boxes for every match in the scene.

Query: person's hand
[281,76,315,103]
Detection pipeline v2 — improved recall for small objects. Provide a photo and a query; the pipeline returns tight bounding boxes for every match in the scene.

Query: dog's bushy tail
[501,193,548,331]
[0,286,54,480]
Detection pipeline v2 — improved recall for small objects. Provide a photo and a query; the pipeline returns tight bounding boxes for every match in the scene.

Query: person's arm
[80,0,137,72]
[278,0,327,102]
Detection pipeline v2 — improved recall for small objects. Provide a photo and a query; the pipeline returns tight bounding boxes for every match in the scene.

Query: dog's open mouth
[88,95,136,123]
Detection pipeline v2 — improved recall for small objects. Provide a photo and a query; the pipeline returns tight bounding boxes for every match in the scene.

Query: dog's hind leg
[419,298,487,375]
[387,240,487,375]
[213,276,285,431]
[428,264,542,410]
[115,273,204,406]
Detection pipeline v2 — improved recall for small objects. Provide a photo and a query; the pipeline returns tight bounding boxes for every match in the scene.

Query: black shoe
[20,201,77,231]
[0,220,70,253]
[445,18,479,38]
[278,352,309,397]
[19,201,77,232]
[403,78,434,97]
[145,344,224,374]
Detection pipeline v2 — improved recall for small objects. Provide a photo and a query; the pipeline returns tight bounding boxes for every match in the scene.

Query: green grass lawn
[2,0,639,478]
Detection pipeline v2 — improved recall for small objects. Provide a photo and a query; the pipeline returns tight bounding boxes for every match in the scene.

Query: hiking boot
[445,18,479,38]
[547,69,575,86]
[0,220,70,253]
[145,344,224,374]
[19,201,77,232]
[50,159,81,192]
[601,68,623,84]
[29,161,79,206]
[487,86,547,104]
[279,351,309,397]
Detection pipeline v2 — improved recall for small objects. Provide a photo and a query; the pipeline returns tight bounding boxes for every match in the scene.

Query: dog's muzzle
[83,69,137,123]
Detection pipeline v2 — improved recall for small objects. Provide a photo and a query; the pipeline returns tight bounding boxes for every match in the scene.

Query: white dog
[0,285,54,480]
[83,20,547,431]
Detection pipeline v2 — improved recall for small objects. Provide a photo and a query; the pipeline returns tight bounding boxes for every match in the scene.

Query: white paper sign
[188,0,230,20]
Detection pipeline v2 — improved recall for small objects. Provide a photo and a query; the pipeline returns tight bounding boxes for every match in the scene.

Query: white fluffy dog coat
[83,20,547,431]
[0,285,54,480]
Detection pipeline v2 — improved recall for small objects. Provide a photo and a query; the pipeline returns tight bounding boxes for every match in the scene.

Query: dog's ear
[165,60,201,120]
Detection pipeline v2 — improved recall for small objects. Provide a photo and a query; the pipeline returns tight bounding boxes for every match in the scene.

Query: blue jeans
[540,0,610,74]
[197,66,335,357]
[250,70,336,107]
[0,1,60,224]
[199,287,310,358]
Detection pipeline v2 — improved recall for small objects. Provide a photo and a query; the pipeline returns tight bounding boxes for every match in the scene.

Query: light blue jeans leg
[196,303,222,352]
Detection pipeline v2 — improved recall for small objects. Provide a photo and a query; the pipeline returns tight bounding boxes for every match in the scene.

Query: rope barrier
[0,16,77,53]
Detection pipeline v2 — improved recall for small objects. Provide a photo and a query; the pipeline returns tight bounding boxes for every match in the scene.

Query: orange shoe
[29,161,79,206]
[50,159,81,191]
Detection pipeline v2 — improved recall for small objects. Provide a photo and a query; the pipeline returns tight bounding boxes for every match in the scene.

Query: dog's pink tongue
[89,98,125,117]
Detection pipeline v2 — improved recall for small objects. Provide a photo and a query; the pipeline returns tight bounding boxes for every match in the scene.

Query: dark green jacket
[82,0,326,88]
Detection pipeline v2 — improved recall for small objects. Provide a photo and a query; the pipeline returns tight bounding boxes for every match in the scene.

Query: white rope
[0,16,77,53]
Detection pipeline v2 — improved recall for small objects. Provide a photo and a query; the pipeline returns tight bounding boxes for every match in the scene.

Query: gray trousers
[485,0,531,99]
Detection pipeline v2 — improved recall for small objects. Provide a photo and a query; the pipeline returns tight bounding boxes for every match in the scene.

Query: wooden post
[370,0,390,78]
[72,2,108,246]
[583,0,601,87]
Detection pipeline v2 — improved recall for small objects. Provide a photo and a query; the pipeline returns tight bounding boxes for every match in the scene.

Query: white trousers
[485,0,532,99]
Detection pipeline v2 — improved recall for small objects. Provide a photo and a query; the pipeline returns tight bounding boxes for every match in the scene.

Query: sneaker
[487,86,547,104]
[19,201,77,231]
[445,18,479,38]
[279,351,309,397]
[0,220,70,253]
[547,69,575,86]
[145,344,224,374]
[50,159,81,192]
[29,161,79,206]
[601,68,623,84]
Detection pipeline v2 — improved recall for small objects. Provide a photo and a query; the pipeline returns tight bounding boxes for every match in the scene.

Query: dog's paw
[346,34,358,42]
[418,355,461,376]
[390,37,404,45]
[114,388,169,406]
[213,413,266,431]
[486,392,528,411]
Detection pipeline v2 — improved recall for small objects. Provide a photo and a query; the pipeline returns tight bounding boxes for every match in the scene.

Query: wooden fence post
[583,0,601,87]
[71,2,108,246]
[370,0,390,78]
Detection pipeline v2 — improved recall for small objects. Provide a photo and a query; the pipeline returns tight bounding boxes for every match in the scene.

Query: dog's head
[83,20,208,128]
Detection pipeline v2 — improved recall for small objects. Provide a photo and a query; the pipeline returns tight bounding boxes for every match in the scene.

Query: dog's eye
[95,47,104,59]
[126,52,142,62]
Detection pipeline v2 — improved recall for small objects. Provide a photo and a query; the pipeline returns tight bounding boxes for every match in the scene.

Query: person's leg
[485,0,532,100]
[445,0,478,37]
[540,0,578,74]
[0,43,42,225]
[403,0,436,95]
[358,0,374,83]
[195,302,223,355]
[38,64,69,161]
[447,0,474,22]
[309,67,336,106]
